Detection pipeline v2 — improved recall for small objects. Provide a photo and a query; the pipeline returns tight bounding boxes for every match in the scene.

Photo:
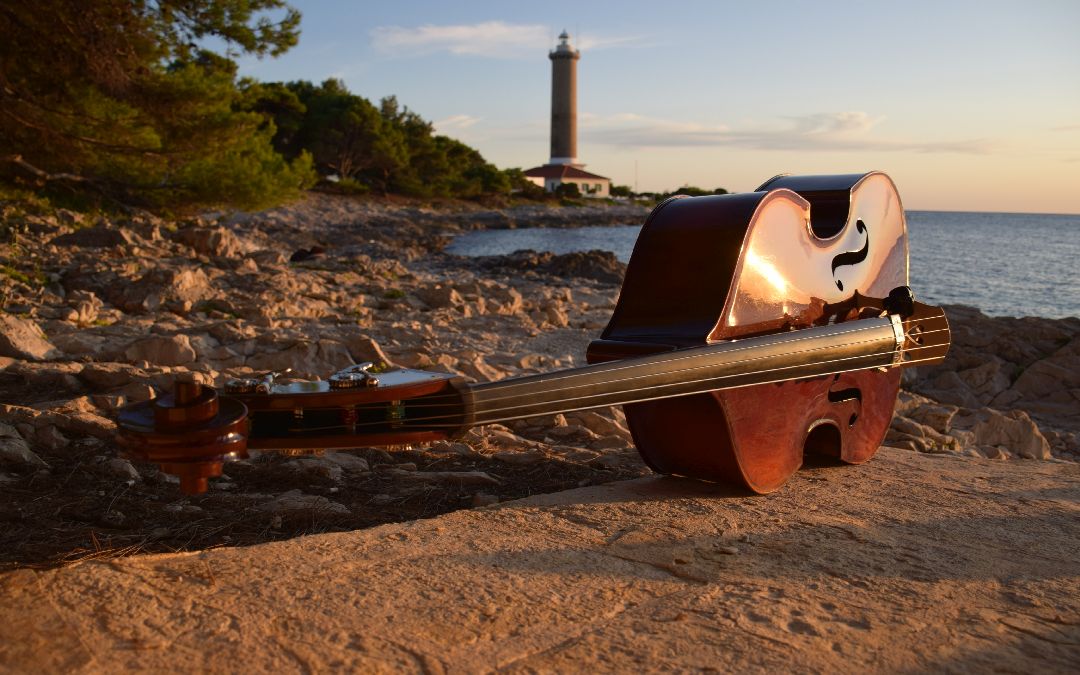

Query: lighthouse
[524,31,610,197]
[549,30,580,166]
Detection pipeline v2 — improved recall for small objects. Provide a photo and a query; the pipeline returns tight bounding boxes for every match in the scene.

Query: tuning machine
[329,362,381,389]
[224,368,293,394]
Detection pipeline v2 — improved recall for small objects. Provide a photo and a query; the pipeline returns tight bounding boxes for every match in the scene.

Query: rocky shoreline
[0,194,1076,568]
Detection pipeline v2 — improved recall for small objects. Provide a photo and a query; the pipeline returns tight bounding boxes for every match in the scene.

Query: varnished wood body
[588,172,910,493]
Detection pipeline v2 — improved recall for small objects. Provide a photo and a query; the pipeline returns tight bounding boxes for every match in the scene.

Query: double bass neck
[464,302,949,426]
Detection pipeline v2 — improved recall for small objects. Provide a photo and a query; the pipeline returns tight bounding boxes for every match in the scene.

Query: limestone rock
[0,404,40,428]
[55,410,117,439]
[486,286,524,315]
[953,407,1052,460]
[392,470,501,486]
[1004,337,1080,428]
[424,441,481,459]
[590,435,627,450]
[0,314,60,361]
[548,424,600,442]
[246,339,354,380]
[565,410,631,438]
[0,422,47,469]
[416,284,464,309]
[888,415,949,452]
[474,250,626,284]
[955,357,1013,404]
[283,458,343,483]
[320,452,370,472]
[393,349,434,369]
[1,400,114,439]
[78,362,145,390]
[256,489,350,515]
[979,446,1010,460]
[456,356,502,382]
[921,370,981,409]
[65,290,103,326]
[344,334,393,368]
[908,305,1080,431]
[471,492,500,507]
[3,362,83,398]
[118,382,155,403]
[175,225,244,258]
[905,402,958,435]
[480,427,532,449]
[50,226,133,248]
[1044,429,1080,459]
[34,424,69,451]
[207,320,257,345]
[105,458,141,482]
[110,267,215,314]
[546,250,626,283]
[125,334,197,366]
[492,448,547,465]
[50,331,113,360]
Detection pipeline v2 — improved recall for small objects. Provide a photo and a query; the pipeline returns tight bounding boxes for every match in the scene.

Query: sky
[237,0,1080,214]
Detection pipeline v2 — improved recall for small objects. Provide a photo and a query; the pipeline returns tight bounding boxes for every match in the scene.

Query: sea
[445,210,1080,319]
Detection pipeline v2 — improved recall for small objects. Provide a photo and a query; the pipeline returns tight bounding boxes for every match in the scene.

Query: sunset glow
[239,1,1080,213]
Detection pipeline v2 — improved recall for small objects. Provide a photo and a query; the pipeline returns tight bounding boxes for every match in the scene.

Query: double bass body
[586,172,910,493]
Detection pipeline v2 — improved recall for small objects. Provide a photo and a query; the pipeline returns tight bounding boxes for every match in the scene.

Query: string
[238,314,949,434]
[341,324,949,413]
[273,352,948,434]
[468,326,950,410]
[311,316,946,412]
[255,326,949,428]
[464,344,947,426]
[474,320,893,396]
[260,343,948,433]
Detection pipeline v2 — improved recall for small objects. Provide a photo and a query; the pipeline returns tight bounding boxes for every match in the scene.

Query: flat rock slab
[2,447,1078,673]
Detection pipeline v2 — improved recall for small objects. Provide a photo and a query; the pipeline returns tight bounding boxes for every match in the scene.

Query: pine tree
[0,0,313,210]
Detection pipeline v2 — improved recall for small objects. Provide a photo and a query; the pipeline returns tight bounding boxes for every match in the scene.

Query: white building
[523,164,611,197]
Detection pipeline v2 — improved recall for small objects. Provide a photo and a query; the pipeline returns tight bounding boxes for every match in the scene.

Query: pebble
[100,510,125,526]
[471,493,500,507]
[105,458,141,482]
[256,490,349,515]
[0,423,48,470]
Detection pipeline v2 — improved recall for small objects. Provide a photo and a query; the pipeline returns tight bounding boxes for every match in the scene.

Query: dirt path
[2,447,1078,673]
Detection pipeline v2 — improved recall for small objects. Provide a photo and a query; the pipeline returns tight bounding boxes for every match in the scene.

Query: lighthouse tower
[548,30,580,166]
[524,31,610,197]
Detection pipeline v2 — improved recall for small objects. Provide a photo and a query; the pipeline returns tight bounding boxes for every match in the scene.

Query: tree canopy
[244,80,511,198]
[0,1,584,210]
[0,1,312,210]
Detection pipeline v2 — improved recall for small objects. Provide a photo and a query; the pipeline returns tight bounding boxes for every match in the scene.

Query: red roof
[523,164,610,180]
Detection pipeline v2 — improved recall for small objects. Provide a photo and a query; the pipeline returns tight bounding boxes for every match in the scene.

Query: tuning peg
[883,286,916,318]
[329,362,380,389]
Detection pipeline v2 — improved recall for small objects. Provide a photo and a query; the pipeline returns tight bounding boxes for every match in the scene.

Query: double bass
[117,171,950,495]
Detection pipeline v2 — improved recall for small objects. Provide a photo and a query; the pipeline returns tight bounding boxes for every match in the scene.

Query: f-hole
[831,219,870,291]
[827,386,862,428]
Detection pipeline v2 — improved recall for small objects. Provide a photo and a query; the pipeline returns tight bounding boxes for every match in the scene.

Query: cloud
[1051,124,1080,132]
[577,34,648,51]
[787,111,882,135]
[581,111,993,154]
[434,114,482,132]
[370,21,641,58]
